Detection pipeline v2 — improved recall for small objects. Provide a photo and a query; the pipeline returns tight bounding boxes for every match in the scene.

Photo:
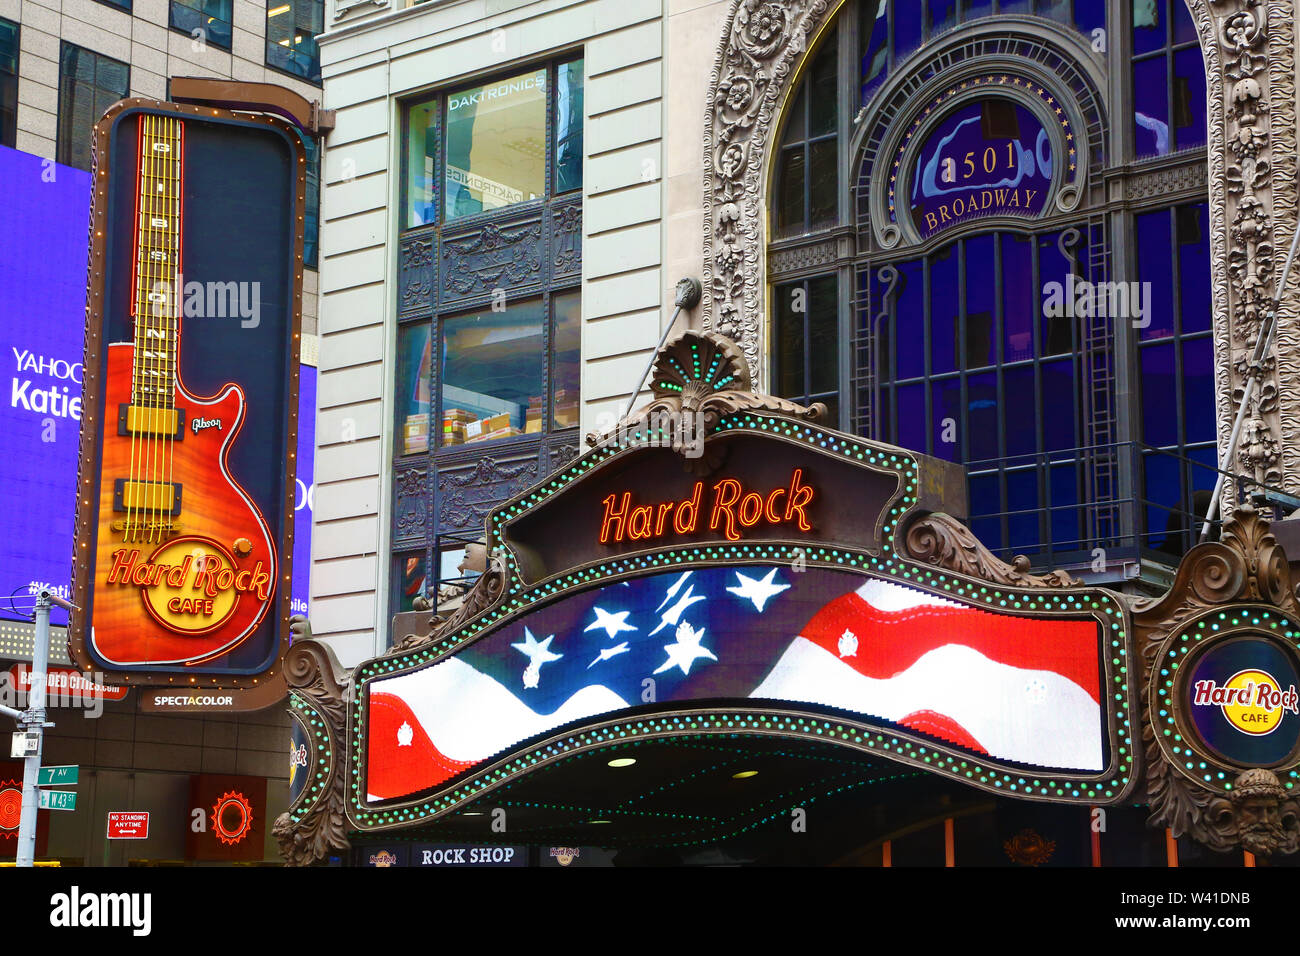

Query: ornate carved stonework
[398,233,435,317]
[273,641,351,866]
[441,218,544,301]
[392,465,428,543]
[1123,161,1209,202]
[437,456,539,531]
[702,0,1297,485]
[702,0,830,377]
[1135,506,1300,857]
[902,512,1082,589]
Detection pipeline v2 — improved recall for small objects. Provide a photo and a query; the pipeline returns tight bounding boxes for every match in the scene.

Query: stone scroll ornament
[272,636,352,867]
[702,0,1296,466]
[1134,506,1300,857]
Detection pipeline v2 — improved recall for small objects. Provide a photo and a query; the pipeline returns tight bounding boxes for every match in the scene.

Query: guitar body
[89,342,277,667]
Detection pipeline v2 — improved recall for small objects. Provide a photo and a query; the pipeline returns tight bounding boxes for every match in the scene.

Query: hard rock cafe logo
[289,742,308,779]
[369,850,398,867]
[549,846,581,866]
[1193,670,1300,736]
[105,536,270,635]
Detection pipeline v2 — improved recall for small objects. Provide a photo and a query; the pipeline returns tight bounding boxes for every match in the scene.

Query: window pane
[555,59,584,193]
[440,299,545,444]
[1132,0,1165,55]
[776,147,806,232]
[808,276,839,395]
[1001,233,1033,359]
[171,0,233,51]
[406,100,438,228]
[774,282,807,398]
[930,0,958,36]
[551,291,581,430]
[1073,0,1106,35]
[405,100,438,228]
[1041,358,1076,451]
[1139,343,1178,447]
[395,322,432,456]
[444,68,547,221]
[1004,365,1035,458]
[266,0,322,84]
[1177,203,1210,334]
[394,552,428,616]
[1133,56,1170,157]
[967,370,998,462]
[932,376,962,461]
[808,37,838,137]
[58,44,128,171]
[1136,209,1174,339]
[1038,231,1074,355]
[931,244,958,375]
[1172,44,1206,150]
[808,137,838,226]
[896,382,926,452]
[1181,336,1214,445]
[1173,0,1197,44]
[859,0,888,104]
[894,1,923,61]
[895,261,925,380]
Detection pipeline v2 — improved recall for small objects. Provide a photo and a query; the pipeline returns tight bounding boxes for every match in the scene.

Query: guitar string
[165,116,178,551]
[126,113,145,546]
[145,112,159,546]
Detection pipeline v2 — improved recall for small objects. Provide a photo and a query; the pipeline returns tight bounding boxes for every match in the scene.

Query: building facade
[0,0,324,863]
[296,0,1300,865]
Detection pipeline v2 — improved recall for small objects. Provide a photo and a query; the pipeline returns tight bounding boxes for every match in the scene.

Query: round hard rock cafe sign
[1185,635,1300,768]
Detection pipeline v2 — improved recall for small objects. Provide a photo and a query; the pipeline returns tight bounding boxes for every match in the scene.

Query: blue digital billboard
[0,143,314,633]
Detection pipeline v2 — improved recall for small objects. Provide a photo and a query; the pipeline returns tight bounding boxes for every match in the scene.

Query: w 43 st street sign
[37,790,76,812]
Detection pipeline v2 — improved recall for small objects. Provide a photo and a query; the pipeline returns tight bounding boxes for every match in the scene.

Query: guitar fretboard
[131,114,183,410]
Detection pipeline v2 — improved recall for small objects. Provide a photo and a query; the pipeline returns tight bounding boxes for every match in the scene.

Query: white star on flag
[653,621,717,676]
[588,642,630,669]
[649,584,706,636]
[584,606,638,640]
[726,568,791,612]
[511,627,562,689]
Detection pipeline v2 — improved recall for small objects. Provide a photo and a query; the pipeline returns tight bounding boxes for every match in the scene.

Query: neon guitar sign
[88,113,278,666]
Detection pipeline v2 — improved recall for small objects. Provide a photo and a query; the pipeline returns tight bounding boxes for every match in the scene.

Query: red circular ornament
[0,786,22,831]
[211,790,253,845]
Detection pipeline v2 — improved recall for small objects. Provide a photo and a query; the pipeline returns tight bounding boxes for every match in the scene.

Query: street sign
[106,811,148,839]
[9,732,37,758]
[37,765,77,787]
[37,790,75,812]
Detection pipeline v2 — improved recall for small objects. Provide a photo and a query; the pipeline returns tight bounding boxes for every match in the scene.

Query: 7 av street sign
[37,765,78,787]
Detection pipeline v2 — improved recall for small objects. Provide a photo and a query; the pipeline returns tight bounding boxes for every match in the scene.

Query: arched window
[767,0,1213,577]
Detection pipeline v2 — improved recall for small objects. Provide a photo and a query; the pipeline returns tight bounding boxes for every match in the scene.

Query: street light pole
[14,589,76,868]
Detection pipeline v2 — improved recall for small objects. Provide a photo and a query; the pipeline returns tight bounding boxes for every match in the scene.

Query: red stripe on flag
[899,709,988,754]
[366,692,478,801]
[801,590,1100,702]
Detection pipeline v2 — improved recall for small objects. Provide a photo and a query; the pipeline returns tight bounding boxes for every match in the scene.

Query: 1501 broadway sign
[274,333,1137,858]
[69,99,305,683]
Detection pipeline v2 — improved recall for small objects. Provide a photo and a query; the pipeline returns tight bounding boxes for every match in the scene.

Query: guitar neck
[131,113,183,410]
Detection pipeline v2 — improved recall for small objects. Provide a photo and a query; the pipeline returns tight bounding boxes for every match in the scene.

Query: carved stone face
[1235,793,1286,857]
[458,542,488,576]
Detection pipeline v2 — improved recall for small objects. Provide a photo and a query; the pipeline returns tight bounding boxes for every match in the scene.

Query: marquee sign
[274,332,1137,858]
[69,98,306,685]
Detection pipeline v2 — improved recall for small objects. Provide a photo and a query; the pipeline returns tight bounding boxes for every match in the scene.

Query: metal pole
[13,590,74,868]
[1199,218,1300,543]
[16,591,52,868]
[622,278,702,420]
